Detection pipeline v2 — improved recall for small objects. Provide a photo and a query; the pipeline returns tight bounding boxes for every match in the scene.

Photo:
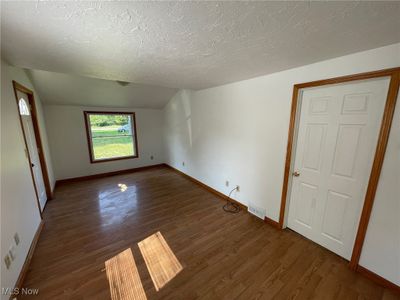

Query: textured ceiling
[26,69,178,109]
[2,1,400,90]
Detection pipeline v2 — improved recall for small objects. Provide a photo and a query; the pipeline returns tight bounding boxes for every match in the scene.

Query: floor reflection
[138,232,183,291]
[105,248,147,300]
[97,184,138,227]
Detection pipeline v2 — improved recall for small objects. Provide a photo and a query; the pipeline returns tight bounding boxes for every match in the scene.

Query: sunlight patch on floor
[105,248,147,300]
[138,232,183,291]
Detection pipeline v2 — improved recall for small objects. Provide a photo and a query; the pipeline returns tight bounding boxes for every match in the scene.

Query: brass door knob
[292,171,300,177]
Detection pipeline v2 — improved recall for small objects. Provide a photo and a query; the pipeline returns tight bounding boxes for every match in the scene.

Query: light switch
[9,246,16,261]
[14,233,20,245]
[4,255,11,269]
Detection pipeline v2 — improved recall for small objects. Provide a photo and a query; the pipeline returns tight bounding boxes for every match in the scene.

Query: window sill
[90,155,139,164]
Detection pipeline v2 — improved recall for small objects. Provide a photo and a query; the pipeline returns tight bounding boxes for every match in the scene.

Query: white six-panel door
[287,77,390,260]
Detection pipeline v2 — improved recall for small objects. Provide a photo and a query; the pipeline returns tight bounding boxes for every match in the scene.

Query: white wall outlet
[182,161,185,166]
[150,155,154,160]
[236,185,240,192]
[9,245,16,261]
[14,233,20,245]
[4,254,11,269]
[225,181,229,187]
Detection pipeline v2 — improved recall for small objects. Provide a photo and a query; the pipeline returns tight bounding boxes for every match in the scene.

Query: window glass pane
[87,113,136,161]
[19,98,30,115]
[89,114,132,138]
[93,136,134,160]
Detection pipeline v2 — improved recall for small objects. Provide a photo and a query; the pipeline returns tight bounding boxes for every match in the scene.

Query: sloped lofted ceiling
[1,1,400,106]
[26,69,178,109]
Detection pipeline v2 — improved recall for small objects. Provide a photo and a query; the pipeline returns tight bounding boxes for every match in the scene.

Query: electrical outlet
[150,155,154,160]
[4,254,11,269]
[236,185,240,192]
[182,161,185,166]
[9,246,16,261]
[225,181,229,187]
[14,233,20,245]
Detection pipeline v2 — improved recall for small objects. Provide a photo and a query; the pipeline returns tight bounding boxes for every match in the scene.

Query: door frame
[278,67,400,270]
[12,80,53,217]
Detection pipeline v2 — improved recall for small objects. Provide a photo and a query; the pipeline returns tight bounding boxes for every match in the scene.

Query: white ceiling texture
[1,1,400,108]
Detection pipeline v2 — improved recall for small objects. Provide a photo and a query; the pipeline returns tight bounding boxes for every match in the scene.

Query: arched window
[18,98,30,115]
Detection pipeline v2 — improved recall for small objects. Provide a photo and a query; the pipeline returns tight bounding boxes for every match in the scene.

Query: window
[84,112,138,163]
[19,98,30,115]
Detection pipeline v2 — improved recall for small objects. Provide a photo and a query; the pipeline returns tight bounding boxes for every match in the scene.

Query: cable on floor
[223,186,241,213]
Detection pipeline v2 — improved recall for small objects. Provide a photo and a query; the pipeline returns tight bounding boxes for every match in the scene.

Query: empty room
[1,1,400,299]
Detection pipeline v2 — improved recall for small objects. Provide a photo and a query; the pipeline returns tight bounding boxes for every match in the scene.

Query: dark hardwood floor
[21,166,399,299]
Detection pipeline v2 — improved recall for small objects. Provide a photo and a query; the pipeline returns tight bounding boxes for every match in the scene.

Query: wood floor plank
[18,166,398,299]
[138,232,183,292]
[105,248,147,300]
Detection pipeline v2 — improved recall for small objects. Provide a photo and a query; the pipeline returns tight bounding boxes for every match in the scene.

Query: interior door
[287,77,390,260]
[17,90,47,211]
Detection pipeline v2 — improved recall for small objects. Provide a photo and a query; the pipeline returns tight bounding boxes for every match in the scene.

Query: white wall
[359,92,400,285]
[163,43,400,284]
[1,60,54,297]
[44,105,165,180]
